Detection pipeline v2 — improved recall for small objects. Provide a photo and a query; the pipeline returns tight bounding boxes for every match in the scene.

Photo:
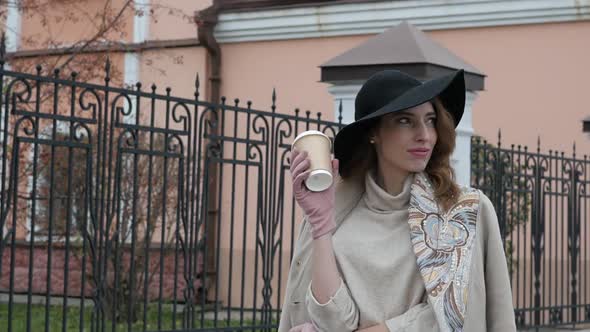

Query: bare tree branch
[55,0,133,71]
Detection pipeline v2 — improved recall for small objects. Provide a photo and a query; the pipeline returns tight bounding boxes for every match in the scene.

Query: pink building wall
[430,21,590,155]
[4,0,589,315]
[212,19,590,308]
[218,21,590,154]
[19,0,134,50]
[149,0,209,41]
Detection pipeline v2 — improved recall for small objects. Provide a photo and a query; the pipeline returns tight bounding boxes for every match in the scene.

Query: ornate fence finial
[195,73,200,99]
[271,88,276,113]
[573,141,576,158]
[537,136,541,154]
[105,56,111,82]
[0,32,6,64]
[338,100,343,125]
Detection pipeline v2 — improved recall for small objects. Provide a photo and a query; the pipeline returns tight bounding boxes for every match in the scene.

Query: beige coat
[278,173,517,332]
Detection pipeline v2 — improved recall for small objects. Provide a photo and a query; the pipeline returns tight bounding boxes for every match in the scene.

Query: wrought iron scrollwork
[472,135,589,329]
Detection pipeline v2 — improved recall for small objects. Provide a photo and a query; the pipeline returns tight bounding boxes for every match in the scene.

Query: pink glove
[289,148,339,239]
[289,322,319,332]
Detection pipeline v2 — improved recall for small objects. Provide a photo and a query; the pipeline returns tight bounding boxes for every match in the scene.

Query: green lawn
[0,303,277,332]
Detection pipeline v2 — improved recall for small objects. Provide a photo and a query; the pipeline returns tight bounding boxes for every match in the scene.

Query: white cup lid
[293,130,331,147]
[305,169,333,192]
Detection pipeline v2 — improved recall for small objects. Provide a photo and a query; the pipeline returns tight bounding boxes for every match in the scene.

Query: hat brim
[334,69,465,169]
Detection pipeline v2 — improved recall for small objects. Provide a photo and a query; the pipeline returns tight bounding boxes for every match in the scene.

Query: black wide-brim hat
[334,69,465,171]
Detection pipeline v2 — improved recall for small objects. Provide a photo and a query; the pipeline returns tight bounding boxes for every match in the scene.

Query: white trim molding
[133,0,151,44]
[452,91,477,187]
[126,0,150,86]
[3,0,21,236]
[123,0,150,124]
[327,84,362,125]
[216,0,590,43]
[5,1,21,52]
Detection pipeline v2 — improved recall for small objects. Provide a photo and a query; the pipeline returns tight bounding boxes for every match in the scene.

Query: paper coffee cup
[292,130,333,192]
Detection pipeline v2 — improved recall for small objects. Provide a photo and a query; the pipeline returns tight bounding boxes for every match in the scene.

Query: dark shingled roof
[320,21,485,90]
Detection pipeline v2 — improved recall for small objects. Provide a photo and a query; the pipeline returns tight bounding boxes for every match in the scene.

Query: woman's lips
[408,148,430,158]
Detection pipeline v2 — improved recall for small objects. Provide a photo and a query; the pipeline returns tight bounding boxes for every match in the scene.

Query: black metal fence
[0,54,345,332]
[471,134,590,329]
[1,55,589,332]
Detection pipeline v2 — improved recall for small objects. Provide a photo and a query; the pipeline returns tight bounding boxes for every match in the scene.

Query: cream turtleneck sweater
[305,172,438,331]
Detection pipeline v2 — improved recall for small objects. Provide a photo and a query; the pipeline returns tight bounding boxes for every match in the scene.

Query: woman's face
[372,102,438,179]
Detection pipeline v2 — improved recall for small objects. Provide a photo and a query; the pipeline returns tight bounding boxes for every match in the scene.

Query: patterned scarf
[408,173,480,332]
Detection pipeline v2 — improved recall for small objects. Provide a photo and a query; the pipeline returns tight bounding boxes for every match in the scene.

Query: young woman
[278,69,516,332]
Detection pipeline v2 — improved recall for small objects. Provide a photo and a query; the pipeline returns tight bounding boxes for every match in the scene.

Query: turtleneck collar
[364,171,413,213]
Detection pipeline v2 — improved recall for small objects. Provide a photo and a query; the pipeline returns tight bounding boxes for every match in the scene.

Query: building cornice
[6,38,201,60]
[215,0,590,43]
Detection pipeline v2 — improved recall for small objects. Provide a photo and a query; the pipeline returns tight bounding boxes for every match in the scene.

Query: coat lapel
[408,173,480,332]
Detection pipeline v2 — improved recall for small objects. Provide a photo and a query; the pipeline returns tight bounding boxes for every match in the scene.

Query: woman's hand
[289,148,339,239]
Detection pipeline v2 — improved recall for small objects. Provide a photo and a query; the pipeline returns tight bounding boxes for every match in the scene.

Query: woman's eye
[398,117,410,124]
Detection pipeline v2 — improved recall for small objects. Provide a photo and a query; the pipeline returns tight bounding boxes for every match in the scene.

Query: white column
[119,1,150,238]
[133,0,150,44]
[452,91,477,187]
[2,1,20,135]
[327,84,362,125]
[123,0,150,124]
[3,2,21,131]
[5,1,21,54]
[123,52,140,124]
[5,1,22,237]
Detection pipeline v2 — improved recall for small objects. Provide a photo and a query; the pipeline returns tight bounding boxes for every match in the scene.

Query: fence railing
[1,57,589,332]
[471,134,590,329]
[0,56,345,332]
